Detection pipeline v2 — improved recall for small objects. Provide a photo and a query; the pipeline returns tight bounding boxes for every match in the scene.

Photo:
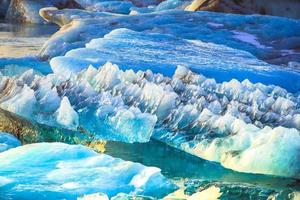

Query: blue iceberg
[40,9,300,68]
[0,132,21,152]
[0,67,156,143]
[0,142,177,199]
[50,28,300,92]
[1,63,299,178]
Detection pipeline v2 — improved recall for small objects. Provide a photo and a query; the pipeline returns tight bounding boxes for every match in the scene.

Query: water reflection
[0,20,58,57]
[105,140,300,191]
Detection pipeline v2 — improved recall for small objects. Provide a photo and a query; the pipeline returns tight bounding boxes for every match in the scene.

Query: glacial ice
[0,66,157,143]
[50,28,300,92]
[0,142,176,199]
[81,1,135,14]
[0,132,21,152]
[0,57,53,75]
[40,9,300,67]
[2,63,299,178]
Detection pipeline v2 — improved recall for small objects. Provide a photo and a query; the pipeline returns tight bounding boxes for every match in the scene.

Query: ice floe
[40,9,300,68]
[50,28,300,92]
[0,142,176,199]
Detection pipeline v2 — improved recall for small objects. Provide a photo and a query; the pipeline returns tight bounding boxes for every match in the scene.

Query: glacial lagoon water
[0,20,58,58]
[0,20,56,75]
[105,140,300,191]
[0,20,299,199]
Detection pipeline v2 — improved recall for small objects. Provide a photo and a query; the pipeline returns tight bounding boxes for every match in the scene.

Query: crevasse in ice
[2,62,299,178]
[0,142,176,199]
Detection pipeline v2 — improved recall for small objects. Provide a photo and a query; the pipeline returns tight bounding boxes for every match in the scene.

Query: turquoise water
[105,140,300,192]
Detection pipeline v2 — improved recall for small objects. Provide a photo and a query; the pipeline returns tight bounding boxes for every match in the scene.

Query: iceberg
[0,132,21,152]
[2,63,299,178]
[50,28,300,92]
[40,9,300,68]
[0,67,156,143]
[81,1,135,14]
[0,142,176,199]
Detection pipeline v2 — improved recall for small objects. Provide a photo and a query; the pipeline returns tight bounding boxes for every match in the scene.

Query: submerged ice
[2,62,299,178]
[0,142,176,199]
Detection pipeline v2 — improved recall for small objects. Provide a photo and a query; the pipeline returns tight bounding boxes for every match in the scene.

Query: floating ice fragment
[0,143,177,199]
[0,132,21,152]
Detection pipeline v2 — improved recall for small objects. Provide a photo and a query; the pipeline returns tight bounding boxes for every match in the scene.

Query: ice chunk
[0,132,21,152]
[221,127,300,178]
[40,9,300,70]
[0,68,157,143]
[0,143,176,199]
[50,28,300,92]
[0,84,37,118]
[56,97,79,129]
[85,1,135,14]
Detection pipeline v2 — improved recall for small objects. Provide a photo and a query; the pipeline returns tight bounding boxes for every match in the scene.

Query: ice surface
[50,28,300,92]
[3,63,299,178]
[0,66,157,143]
[0,57,52,75]
[40,9,300,67]
[0,132,21,152]
[82,1,135,14]
[0,142,176,199]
